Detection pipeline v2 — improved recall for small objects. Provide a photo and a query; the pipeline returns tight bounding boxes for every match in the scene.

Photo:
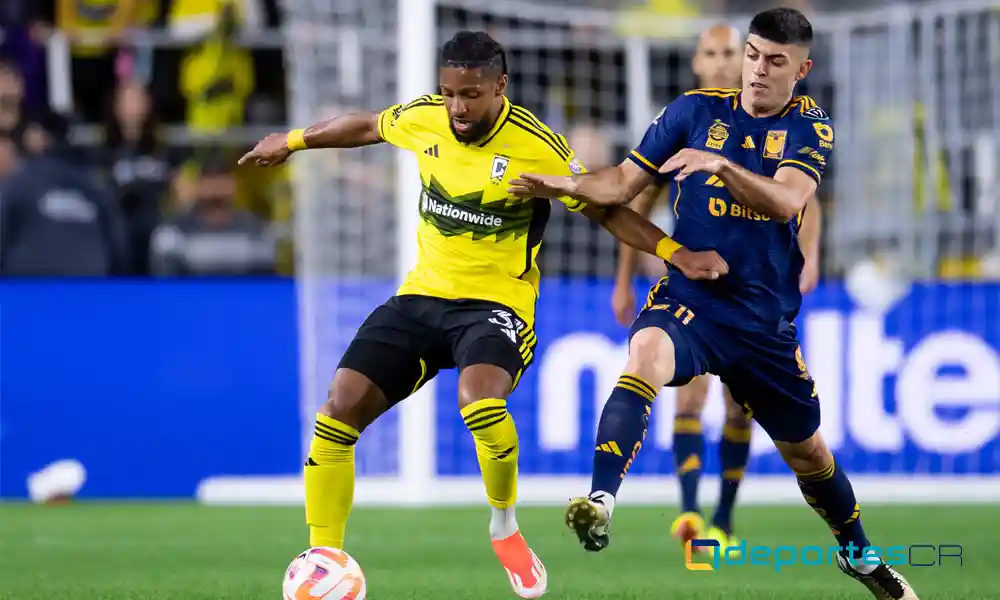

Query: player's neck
[739,92,792,119]
[483,98,506,134]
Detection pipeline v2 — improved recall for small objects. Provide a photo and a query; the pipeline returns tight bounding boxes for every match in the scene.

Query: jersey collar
[473,96,512,148]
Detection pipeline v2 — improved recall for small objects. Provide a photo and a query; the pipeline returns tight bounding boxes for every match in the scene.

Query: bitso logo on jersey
[705,120,729,150]
[763,130,787,160]
[490,155,510,184]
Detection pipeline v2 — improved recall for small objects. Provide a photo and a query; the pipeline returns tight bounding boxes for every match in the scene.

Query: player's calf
[711,401,751,535]
[569,328,675,551]
[673,376,709,517]
[306,369,388,550]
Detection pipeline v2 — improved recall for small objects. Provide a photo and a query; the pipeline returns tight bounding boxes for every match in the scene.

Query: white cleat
[836,553,920,600]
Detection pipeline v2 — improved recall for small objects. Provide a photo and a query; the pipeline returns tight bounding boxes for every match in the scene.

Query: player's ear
[496,73,508,96]
[796,58,813,81]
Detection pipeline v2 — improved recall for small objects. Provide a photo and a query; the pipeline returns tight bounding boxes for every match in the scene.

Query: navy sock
[796,458,871,559]
[711,422,751,533]
[590,374,656,498]
[673,413,704,514]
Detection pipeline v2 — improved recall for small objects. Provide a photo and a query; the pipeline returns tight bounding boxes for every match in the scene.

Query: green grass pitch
[1,503,994,599]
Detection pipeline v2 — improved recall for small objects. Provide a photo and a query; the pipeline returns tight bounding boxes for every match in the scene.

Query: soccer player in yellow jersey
[241,31,727,598]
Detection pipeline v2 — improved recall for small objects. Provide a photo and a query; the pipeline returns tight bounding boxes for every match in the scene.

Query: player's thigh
[675,375,712,415]
[721,341,820,444]
[336,297,444,413]
[445,300,533,406]
[629,301,718,388]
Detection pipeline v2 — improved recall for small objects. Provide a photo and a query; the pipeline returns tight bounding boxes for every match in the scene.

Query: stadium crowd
[0,0,995,279]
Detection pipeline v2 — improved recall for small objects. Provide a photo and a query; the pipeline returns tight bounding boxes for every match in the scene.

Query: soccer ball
[283,547,366,600]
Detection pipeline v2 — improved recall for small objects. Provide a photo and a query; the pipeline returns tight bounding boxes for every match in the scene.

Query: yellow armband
[286,128,307,152]
[655,236,682,261]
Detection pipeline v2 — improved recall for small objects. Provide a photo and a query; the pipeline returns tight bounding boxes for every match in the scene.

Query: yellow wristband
[655,236,682,261]
[286,128,307,152]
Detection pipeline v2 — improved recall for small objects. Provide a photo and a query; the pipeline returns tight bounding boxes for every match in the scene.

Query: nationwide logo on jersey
[706,120,729,150]
[419,176,533,240]
[763,130,787,160]
[490,155,511,184]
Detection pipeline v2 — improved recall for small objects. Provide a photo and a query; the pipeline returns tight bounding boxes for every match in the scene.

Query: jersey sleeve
[778,113,834,186]
[627,94,696,177]
[530,131,588,212]
[377,95,439,152]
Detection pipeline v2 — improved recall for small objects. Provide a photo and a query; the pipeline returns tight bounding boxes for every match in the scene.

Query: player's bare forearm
[716,161,811,222]
[583,204,671,261]
[798,196,821,263]
[615,183,663,284]
[567,163,652,207]
[301,112,383,149]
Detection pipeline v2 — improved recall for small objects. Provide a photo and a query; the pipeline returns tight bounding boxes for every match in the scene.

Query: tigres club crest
[763,130,787,160]
[706,120,729,150]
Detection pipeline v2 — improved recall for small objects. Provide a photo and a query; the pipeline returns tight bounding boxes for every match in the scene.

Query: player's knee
[774,431,830,473]
[723,398,751,424]
[675,375,710,414]
[320,369,389,431]
[626,327,675,387]
[456,364,513,410]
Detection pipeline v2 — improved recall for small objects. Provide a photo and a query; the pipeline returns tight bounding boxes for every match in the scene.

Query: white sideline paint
[196,475,1000,506]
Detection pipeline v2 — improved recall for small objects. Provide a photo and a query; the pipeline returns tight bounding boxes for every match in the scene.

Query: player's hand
[800,255,819,293]
[662,149,729,182]
[669,247,729,280]
[507,173,574,199]
[610,281,636,327]
[238,133,293,167]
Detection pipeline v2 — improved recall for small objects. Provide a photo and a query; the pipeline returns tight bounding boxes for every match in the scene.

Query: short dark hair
[440,31,507,76]
[749,8,813,46]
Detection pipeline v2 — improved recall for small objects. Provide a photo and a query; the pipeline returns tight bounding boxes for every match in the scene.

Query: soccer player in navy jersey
[510,8,918,599]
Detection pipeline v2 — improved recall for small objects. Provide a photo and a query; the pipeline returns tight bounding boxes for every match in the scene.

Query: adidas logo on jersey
[705,175,725,187]
[423,145,439,157]
[742,136,755,149]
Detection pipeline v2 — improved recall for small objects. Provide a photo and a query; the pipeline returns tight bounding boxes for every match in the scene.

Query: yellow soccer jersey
[377,94,586,326]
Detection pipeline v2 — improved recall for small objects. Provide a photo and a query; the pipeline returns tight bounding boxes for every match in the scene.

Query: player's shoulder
[502,101,573,164]
[784,95,833,125]
[388,94,446,125]
[679,87,740,108]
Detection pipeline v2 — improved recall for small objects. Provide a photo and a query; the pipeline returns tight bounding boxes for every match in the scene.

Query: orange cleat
[491,530,548,598]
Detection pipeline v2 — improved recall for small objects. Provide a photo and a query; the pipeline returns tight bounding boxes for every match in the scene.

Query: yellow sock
[304,413,359,549]
[461,398,519,509]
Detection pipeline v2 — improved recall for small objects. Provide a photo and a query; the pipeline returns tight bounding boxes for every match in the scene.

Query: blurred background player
[240,30,724,599]
[611,23,822,556]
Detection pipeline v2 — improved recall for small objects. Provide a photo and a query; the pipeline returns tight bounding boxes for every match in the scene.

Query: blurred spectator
[0,1,51,108]
[179,1,253,134]
[58,0,138,123]
[150,150,275,276]
[103,79,171,275]
[0,125,130,276]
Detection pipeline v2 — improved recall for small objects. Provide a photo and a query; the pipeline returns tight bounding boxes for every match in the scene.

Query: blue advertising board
[1,279,997,498]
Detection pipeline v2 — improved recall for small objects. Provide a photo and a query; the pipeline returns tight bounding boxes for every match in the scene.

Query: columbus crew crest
[490,155,510,184]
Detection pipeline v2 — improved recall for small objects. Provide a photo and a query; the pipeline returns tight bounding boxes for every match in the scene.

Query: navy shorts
[338,295,536,405]
[630,294,820,443]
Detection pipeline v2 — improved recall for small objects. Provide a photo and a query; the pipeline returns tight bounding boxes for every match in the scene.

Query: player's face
[742,34,812,113]
[439,67,507,143]
[692,27,742,89]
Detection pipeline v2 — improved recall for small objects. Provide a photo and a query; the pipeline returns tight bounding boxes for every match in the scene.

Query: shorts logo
[489,309,523,344]
[490,156,511,184]
[763,130,787,160]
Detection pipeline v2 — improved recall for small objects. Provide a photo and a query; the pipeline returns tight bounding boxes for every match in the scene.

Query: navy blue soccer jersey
[629,88,833,332]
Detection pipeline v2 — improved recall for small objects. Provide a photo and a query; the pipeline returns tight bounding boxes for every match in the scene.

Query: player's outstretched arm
[238,112,382,167]
[582,204,728,281]
[508,159,654,207]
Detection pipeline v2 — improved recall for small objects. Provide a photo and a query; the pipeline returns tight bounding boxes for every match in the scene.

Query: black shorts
[630,294,819,444]
[338,295,537,405]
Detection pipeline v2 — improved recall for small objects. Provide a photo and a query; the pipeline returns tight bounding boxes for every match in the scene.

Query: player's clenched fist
[668,247,729,280]
[238,133,293,166]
